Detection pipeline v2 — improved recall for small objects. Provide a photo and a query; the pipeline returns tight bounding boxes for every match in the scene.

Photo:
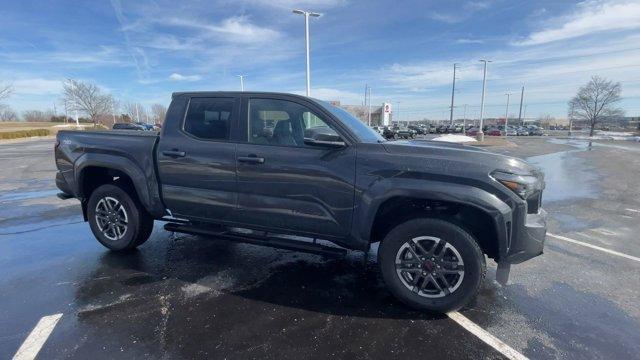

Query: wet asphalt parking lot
[1,136,639,359]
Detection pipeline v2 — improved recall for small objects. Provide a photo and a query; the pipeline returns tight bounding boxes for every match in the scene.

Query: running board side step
[164,223,347,257]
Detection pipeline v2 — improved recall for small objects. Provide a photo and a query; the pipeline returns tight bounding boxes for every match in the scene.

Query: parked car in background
[394,126,415,139]
[505,126,518,136]
[382,126,397,140]
[408,125,425,135]
[434,125,445,134]
[527,125,543,136]
[466,127,480,136]
[112,123,145,130]
[486,127,502,136]
[135,122,156,131]
[516,126,530,136]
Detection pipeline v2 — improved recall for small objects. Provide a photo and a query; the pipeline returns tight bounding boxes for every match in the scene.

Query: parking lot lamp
[237,75,245,91]
[293,9,321,97]
[504,92,511,137]
[478,59,491,141]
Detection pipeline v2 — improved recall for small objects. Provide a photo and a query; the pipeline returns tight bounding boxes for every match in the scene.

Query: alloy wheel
[395,236,465,298]
[95,196,128,241]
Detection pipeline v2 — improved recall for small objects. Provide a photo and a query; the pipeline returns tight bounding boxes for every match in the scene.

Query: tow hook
[496,262,511,285]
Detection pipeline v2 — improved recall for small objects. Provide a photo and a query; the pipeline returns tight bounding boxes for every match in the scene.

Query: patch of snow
[432,134,477,143]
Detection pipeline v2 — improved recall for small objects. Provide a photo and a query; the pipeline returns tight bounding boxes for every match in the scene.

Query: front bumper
[505,207,547,264]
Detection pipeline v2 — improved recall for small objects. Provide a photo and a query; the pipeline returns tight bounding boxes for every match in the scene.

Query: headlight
[490,171,541,199]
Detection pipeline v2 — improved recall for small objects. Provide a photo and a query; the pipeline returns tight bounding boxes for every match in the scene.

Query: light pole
[449,63,459,125]
[237,75,245,91]
[293,9,321,97]
[569,102,575,136]
[478,59,491,142]
[504,92,511,137]
[463,104,468,135]
[367,86,372,126]
[517,85,524,126]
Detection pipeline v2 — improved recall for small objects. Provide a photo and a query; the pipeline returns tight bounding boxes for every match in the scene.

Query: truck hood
[381,140,540,177]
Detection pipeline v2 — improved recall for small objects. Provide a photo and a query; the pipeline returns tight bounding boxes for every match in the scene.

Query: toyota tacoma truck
[55,91,547,312]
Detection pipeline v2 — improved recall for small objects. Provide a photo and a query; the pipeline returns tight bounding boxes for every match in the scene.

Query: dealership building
[329,101,393,126]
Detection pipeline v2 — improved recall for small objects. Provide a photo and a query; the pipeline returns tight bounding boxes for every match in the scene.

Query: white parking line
[447,311,528,360]
[12,313,62,360]
[547,233,640,263]
[625,208,640,213]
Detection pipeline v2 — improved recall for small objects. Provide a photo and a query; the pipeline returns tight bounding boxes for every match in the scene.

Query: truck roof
[171,91,316,102]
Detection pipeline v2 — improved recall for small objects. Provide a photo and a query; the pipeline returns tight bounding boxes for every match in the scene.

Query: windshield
[320,101,385,143]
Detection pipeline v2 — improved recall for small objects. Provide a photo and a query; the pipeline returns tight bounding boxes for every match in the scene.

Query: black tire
[378,218,486,312]
[87,183,154,251]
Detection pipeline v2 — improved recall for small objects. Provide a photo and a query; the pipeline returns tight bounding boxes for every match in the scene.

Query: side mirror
[304,133,345,148]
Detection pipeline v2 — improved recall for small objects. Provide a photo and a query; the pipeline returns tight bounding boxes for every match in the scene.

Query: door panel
[235,97,356,238]
[236,144,355,237]
[157,97,239,221]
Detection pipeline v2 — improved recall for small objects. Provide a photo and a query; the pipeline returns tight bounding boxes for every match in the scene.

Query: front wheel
[378,218,485,312]
[87,184,154,251]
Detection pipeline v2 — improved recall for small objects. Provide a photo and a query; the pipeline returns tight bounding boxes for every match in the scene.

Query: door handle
[162,150,186,157]
[238,155,265,164]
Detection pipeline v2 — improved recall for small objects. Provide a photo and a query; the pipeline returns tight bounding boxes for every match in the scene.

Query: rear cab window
[183,98,235,141]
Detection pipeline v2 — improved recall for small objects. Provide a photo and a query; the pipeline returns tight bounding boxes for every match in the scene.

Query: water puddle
[527,139,600,203]
[0,189,59,203]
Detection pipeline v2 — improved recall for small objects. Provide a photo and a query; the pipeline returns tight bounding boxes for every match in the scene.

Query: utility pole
[478,59,491,141]
[569,102,575,136]
[463,104,468,135]
[293,9,321,97]
[237,75,245,91]
[397,101,401,125]
[449,63,458,125]
[504,92,511,137]
[367,86,372,126]
[517,85,524,126]
[364,84,368,108]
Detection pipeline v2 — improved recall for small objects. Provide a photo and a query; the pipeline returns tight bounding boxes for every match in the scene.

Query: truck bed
[55,129,165,217]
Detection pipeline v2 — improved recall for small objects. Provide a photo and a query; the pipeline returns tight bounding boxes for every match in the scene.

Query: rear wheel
[87,184,154,251]
[378,218,485,312]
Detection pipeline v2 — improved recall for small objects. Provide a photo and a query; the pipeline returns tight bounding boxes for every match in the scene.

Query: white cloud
[465,1,492,10]
[516,0,640,46]
[456,38,485,44]
[12,79,62,95]
[230,0,345,10]
[169,73,202,82]
[291,88,362,104]
[427,12,464,24]
[166,15,282,44]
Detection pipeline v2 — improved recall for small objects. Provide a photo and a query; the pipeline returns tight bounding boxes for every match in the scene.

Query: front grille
[526,191,542,214]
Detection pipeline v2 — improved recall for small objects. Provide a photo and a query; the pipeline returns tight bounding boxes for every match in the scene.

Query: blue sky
[1,0,639,120]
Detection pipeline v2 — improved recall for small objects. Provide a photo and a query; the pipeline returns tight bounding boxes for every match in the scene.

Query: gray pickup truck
[55,91,547,312]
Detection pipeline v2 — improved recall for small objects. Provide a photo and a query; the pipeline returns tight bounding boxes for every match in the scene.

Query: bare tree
[569,76,623,137]
[150,104,167,125]
[0,83,12,101]
[0,105,18,121]
[123,102,146,123]
[62,79,114,127]
[22,110,53,122]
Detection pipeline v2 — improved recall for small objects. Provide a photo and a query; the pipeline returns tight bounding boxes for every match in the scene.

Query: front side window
[183,98,234,140]
[248,98,339,147]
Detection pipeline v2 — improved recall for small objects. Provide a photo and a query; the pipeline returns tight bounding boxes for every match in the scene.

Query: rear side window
[183,98,234,140]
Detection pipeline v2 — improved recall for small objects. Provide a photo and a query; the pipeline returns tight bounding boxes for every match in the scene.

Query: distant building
[329,101,391,126]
